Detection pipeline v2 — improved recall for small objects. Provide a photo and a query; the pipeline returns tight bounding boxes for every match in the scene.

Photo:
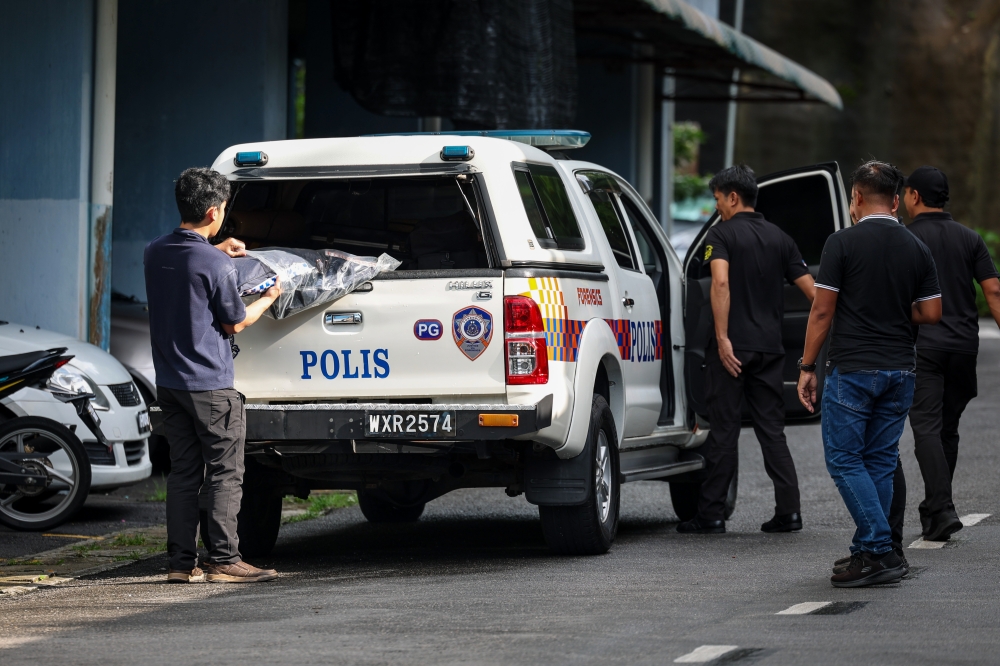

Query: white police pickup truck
[197,131,850,556]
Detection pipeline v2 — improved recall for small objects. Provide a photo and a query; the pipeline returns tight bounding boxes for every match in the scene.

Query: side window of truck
[513,164,585,251]
[574,171,638,271]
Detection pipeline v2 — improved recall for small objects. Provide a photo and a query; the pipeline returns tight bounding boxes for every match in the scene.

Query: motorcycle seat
[0,350,56,377]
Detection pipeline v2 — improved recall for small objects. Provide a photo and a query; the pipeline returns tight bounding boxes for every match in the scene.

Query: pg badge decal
[453,306,493,360]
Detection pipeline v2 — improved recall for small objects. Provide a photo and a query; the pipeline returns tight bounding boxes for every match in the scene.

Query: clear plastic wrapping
[236,248,400,319]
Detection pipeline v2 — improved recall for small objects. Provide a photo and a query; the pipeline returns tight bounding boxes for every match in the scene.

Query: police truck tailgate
[232,273,505,401]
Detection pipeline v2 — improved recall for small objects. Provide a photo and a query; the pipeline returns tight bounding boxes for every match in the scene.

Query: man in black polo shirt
[678,164,815,535]
[798,160,941,587]
[894,166,1000,541]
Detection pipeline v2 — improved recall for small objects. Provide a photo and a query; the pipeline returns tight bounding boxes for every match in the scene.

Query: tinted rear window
[221,176,490,271]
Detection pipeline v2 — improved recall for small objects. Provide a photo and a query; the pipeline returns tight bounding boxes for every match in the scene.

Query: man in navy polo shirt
[145,168,280,584]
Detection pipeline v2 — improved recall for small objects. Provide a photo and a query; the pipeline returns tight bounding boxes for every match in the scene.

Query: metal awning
[574,0,843,109]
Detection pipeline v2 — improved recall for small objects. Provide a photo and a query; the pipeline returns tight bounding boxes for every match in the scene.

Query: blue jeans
[822,367,915,555]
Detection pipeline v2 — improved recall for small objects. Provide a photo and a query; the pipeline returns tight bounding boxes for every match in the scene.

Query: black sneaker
[896,548,910,575]
[761,512,802,533]
[677,517,725,534]
[832,553,859,574]
[924,511,963,541]
[831,551,906,588]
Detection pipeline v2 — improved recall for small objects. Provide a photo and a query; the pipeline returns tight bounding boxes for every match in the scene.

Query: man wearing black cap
[895,166,1000,541]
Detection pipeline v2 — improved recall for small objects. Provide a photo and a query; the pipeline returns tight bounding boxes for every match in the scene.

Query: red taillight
[504,296,549,385]
[54,358,71,369]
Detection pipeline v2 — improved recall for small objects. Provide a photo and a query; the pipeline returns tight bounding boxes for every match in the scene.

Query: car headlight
[46,367,111,410]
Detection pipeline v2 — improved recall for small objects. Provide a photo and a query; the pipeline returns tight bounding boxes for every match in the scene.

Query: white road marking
[675,645,740,662]
[978,322,1000,338]
[960,513,991,526]
[909,537,948,549]
[777,601,832,615]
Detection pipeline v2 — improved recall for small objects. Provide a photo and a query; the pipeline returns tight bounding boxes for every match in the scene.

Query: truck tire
[669,469,738,522]
[357,490,425,523]
[538,394,620,555]
[236,457,282,558]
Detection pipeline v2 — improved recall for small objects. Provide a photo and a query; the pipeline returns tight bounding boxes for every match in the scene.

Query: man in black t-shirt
[677,165,816,535]
[894,166,1000,541]
[798,160,941,588]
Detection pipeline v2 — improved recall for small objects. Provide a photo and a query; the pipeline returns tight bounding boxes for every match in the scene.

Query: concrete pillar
[112,0,289,300]
[635,61,655,203]
[0,0,96,339]
[89,0,117,349]
[659,74,675,237]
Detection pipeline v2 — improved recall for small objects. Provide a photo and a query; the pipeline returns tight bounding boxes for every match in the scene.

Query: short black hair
[708,164,758,207]
[174,168,231,223]
[850,160,902,207]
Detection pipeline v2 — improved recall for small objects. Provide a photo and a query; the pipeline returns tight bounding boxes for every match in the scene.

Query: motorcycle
[0,347,109,530]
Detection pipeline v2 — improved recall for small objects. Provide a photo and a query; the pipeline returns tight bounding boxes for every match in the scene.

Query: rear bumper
[150,396,552,441]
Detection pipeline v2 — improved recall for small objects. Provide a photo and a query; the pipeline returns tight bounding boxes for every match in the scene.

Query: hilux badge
[452,306,493,360]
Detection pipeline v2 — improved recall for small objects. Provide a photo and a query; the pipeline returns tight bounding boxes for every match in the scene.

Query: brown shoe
[166,567,205,583]
[203,561,278,583]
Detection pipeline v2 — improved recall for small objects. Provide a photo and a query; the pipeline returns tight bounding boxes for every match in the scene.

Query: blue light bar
[440,145,474,161]
[234,151,268,167]
[367,129,591,150]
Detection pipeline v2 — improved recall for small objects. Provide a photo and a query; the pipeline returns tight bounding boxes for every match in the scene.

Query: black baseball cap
[904,166,949,208]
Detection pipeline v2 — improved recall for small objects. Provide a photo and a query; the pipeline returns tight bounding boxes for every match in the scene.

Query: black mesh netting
[330,0,577,129]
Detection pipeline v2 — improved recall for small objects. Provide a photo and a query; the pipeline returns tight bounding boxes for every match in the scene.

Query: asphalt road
[3,333,1000,664]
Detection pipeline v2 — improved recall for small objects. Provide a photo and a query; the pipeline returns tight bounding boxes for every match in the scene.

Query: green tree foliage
[975,228,1000,316]
[673,121,712,202]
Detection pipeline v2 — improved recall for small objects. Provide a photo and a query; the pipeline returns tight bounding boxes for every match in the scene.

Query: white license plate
[137,410,151,433]
[364,411,456,438]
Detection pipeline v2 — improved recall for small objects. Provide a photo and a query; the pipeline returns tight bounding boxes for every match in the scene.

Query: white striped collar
[856,213,900,224]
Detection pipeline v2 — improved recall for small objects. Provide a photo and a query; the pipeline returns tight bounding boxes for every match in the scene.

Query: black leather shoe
[677,517,725,534]
[761,512,803,533]
[924,511,963,541]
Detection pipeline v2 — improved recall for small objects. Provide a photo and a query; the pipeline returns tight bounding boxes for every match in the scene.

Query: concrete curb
[0,526,168,599]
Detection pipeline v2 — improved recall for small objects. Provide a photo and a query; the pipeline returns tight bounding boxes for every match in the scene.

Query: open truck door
[682,162,850,423]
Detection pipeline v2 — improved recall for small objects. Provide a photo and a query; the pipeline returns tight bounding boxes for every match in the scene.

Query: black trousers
[890,349,977,535]
[698,348,801,521]
[158,386,246,571]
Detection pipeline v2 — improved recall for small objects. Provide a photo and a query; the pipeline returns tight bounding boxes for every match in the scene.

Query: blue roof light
[234,151,268,167]
[440,145,474,161]
[367,129,591,150]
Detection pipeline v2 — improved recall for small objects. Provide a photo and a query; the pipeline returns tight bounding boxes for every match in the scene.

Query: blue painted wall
[111,0,289,300]
[0,0,94,338]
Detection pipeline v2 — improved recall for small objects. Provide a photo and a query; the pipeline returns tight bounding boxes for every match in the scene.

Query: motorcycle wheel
[0,417,92,531]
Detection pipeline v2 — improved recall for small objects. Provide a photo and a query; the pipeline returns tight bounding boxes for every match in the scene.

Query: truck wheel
[357,490,425,523]
[538,394,620,555]
[236,457,282,558]
[669,469,738,522]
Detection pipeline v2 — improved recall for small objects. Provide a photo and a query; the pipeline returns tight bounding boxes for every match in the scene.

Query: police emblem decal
[452,306,493,360]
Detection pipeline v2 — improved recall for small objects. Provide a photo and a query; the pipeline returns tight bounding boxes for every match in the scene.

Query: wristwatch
[797,357,817,373]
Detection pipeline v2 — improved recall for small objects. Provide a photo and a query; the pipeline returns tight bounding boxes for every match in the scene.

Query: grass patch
[147,480,167,502]
[113,551,144,562]
[111,533,147,548]
[283,491,357,524]
[3,559,43,566]
[72,543,102,555]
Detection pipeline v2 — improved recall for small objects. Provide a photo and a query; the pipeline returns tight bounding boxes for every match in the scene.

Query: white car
[0,321,153,490]
[157,132,848,557]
